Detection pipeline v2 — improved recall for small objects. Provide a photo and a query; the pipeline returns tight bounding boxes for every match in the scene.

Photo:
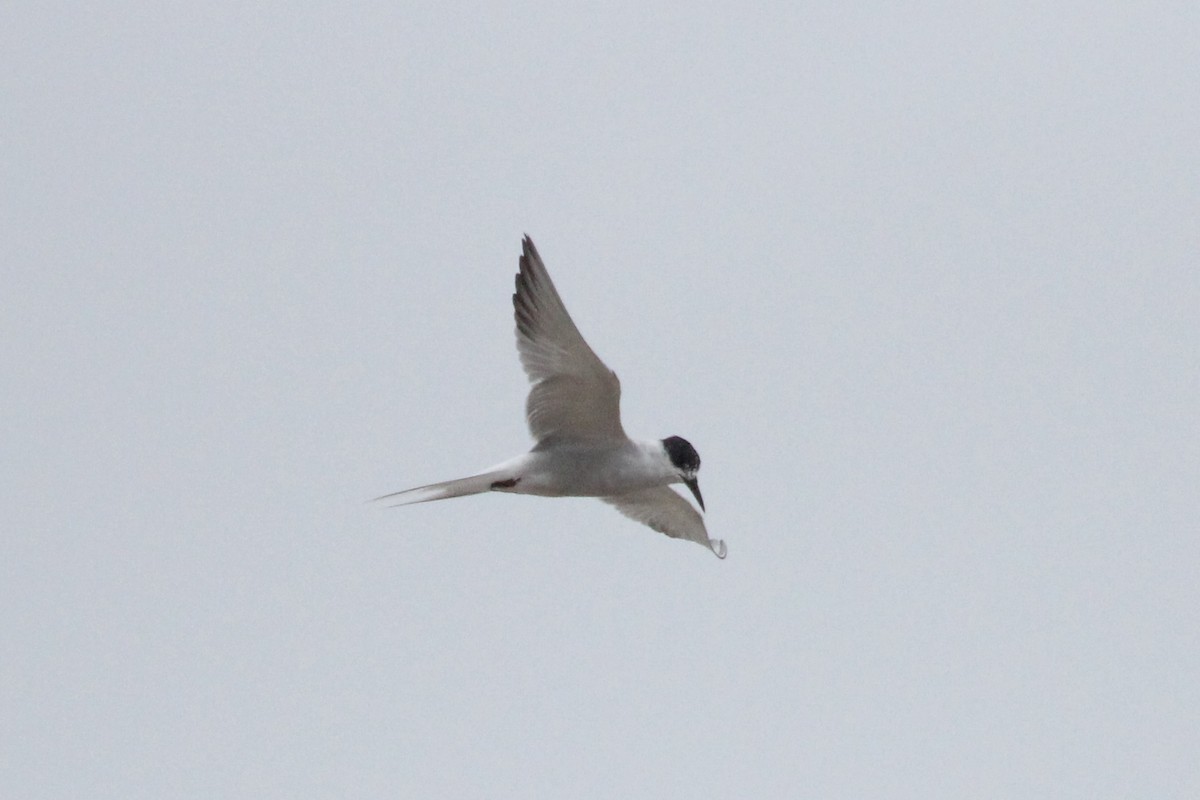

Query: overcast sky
[3,3,1197,798]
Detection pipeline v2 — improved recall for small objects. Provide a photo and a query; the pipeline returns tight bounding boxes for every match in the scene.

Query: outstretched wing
[601,488,727,559]
[513,236,626,445]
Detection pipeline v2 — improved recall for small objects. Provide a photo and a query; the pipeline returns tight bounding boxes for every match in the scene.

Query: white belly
[490,442,670,498]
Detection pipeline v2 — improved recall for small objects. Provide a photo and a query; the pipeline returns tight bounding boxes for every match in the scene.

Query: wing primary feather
[511,236,626,444]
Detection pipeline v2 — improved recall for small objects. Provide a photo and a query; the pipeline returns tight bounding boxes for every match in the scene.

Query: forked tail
[373,469,514,507]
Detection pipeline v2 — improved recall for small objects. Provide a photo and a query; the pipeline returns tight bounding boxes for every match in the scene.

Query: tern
[377,236,725,558]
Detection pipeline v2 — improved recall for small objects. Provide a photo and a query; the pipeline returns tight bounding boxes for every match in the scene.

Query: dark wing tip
[521,234,539,265]
[514,234,548,315]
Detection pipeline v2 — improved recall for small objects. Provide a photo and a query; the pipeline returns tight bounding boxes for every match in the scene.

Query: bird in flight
[377,236,725,558]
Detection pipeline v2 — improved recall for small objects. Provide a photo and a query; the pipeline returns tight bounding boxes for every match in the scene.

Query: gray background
[3,3,1197,798]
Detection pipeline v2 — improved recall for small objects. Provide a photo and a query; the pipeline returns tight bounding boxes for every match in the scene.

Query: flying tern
[377,236,725,558]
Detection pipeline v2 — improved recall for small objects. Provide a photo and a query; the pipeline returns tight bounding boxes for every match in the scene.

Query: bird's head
[661,435,704,511]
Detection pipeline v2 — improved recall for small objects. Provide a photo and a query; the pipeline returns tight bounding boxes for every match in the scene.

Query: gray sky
[3,3,1197,798]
